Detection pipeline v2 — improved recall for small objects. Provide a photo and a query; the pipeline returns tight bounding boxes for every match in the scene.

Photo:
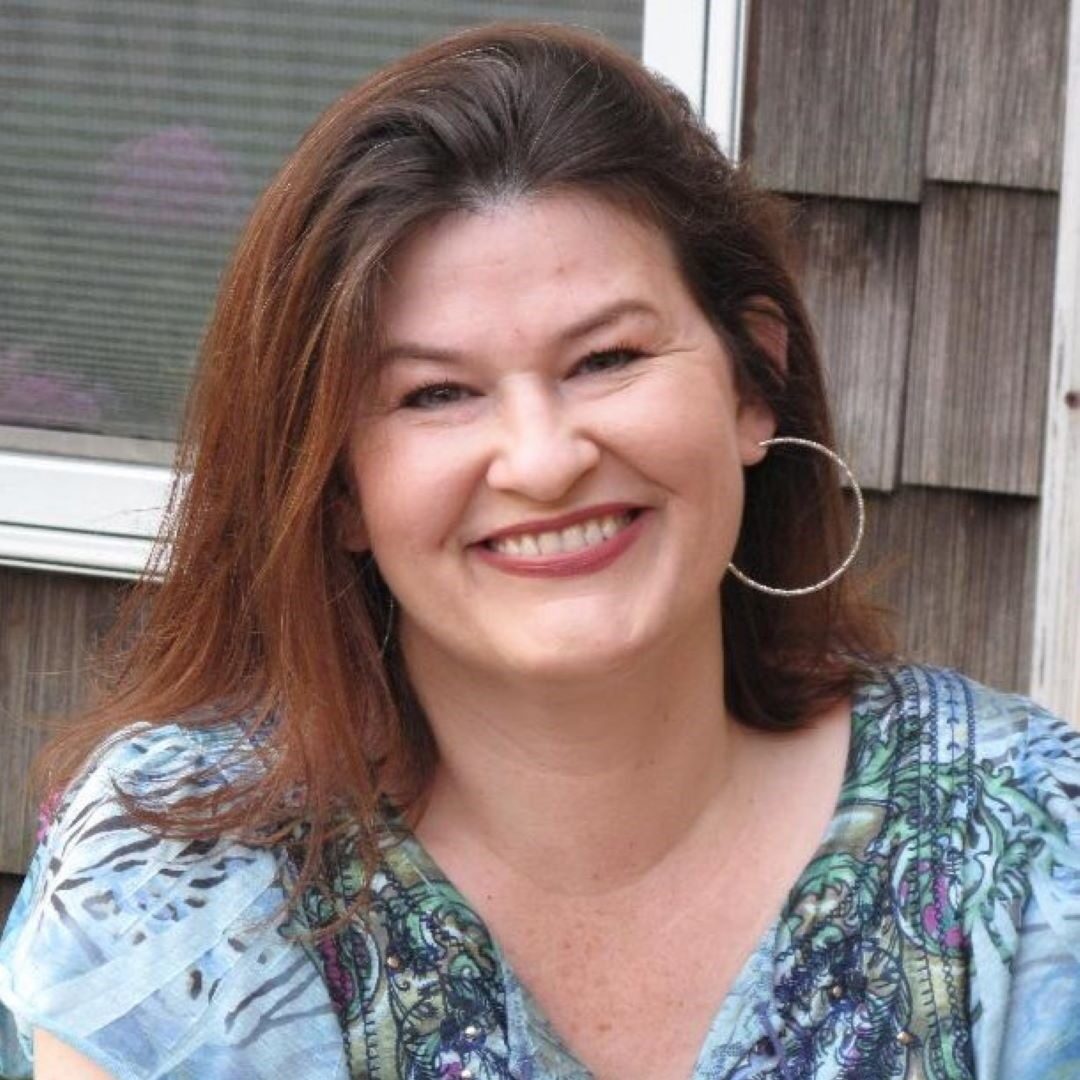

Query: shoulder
[26,721,268,916]
[927,664,1077,817]
[859,661,1077,782]
[851,662,1079,935]
[848,665,1080,1073]
[881,665,1080,1075]
[40,719,248,835]
[0,722,347,1080]
[900,663,1078,866]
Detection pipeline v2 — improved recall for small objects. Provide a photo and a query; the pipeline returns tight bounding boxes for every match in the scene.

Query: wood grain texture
[744,0,935,202]
[859,487,1037,691]
[902,184,1057,495]
[790,199,919,491]
[926,0,1067,191]
[0,567,126,874]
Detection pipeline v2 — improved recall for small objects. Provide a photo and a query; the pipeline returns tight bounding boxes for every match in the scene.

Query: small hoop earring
[380,595,396,656]
[727,436,865,598]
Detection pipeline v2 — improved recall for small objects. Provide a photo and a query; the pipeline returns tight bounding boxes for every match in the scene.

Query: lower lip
[474,511,648,578]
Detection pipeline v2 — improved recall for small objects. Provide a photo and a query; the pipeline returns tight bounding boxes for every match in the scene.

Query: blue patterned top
[1,664,1078,1079]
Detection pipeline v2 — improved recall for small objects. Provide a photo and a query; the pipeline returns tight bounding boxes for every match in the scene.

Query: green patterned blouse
[1,663,1078,1078]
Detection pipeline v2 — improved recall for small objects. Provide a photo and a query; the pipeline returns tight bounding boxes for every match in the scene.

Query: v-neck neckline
[380,676,877,1079]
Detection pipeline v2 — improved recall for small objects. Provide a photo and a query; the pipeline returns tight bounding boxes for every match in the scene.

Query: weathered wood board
[0,567,125,875]
[745,0,935,201]
[902,184,1057,495]
[859,487,1038,691]
[790,198,919,491]
[926,0,1067,191]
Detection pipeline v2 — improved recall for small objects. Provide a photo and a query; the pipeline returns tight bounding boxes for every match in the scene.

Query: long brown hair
[40,22,888,897]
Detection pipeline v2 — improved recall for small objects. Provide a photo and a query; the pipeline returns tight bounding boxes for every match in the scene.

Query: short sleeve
[0,724,347,1080]
[967,689,1080,1078]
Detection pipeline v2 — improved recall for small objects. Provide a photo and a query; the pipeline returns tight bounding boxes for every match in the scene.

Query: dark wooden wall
[745,0,1065,689]
[0,568,126,881]
[0,874,21,930]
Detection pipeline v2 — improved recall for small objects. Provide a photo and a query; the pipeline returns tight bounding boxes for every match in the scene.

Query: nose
[485,378,601,501]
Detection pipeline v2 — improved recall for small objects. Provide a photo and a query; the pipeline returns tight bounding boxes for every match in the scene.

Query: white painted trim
[643,0,709,112]
[643,0,749,157]
[0,525,156,580]
[1033,0,1080,722]
[704,0,750,159]
[0,451,171,578]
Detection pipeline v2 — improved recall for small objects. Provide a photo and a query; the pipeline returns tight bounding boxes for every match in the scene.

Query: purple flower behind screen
[0,345,112,427]
[94,124,240,228]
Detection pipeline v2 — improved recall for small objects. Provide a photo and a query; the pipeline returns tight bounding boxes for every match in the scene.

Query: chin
[486,625,660,684]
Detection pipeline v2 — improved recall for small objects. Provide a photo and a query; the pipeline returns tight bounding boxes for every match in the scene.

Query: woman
[1,22,1077,1080]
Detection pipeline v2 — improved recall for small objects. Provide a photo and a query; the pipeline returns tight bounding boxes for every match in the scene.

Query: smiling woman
[342,195,774,685]
[1,21,1078,1080]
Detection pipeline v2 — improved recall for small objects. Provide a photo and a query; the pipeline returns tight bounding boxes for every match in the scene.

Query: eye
[399,380,475,410]
[572,346,647,376]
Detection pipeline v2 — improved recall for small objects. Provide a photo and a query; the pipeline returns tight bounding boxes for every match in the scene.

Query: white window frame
[0,3,750,581]
[0,451,166,579]
[1033,0,1080,722]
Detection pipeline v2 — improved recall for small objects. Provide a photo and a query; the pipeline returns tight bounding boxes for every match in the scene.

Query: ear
[736,296,787,466]
[742,298,789,375]
[334,472,370,552]
[337,499,370,552]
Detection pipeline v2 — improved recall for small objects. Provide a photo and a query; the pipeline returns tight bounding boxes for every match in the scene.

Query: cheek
[614,379,748,548]
[603,372,744,479]
[350,429,476,558]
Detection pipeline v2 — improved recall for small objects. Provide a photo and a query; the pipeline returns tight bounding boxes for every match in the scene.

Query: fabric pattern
[278,820,513,1080]
[0,664,1078,1079]
[0,724,347,1080]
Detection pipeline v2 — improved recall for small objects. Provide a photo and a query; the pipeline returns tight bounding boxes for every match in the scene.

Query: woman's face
[344,191,775,683]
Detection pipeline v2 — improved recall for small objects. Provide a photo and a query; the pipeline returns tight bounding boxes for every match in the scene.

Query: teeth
[561,524,587,552]
[489,512,635,557]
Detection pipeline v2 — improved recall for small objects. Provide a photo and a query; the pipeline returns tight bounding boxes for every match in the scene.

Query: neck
[405,613,763,897]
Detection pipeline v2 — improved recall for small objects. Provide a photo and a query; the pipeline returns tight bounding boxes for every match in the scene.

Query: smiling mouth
[483,510,640,558]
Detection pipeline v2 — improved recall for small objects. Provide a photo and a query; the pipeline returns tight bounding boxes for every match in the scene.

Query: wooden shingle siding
[925,0,1067,191]
[0,874,21,929]
[790,198,919,491]
[902,184,1057,495]
[745,0,1067,691]
[745,0,935,202]
[862,488,1038,691]
[0,567,124,874]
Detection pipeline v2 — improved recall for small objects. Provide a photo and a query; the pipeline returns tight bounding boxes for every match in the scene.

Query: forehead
[378,192,689,343]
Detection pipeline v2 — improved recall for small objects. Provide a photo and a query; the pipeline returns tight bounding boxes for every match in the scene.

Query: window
[0,0,747,577]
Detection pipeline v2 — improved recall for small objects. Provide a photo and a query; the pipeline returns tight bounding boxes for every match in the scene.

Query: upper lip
[476,502,643,545]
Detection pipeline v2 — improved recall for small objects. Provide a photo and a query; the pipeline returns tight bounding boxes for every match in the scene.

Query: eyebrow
[378,298,662,365]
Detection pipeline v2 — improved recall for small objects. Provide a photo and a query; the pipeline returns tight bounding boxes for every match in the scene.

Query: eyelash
[399,381,471,410]
[398,345,647,410]
[574,344,647,375]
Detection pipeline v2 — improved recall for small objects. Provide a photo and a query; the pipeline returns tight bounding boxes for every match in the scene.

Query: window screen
[0,1,643,445]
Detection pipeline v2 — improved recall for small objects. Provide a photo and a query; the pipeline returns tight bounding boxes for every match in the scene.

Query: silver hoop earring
[380,595,396,656]
[727,436,865,598]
